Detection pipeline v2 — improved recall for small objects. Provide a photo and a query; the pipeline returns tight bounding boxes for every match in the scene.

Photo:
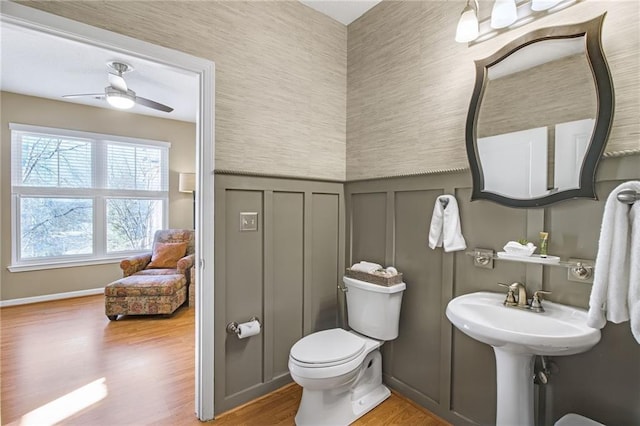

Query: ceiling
[299,0,382,25]
[1,22,199,123]
[0,2,379,123]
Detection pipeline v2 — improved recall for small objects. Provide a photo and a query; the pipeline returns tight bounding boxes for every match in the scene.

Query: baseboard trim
[0,288,104,307]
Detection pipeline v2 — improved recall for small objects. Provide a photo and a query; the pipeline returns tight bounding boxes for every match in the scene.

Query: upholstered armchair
[120,229,195,286]
[104,229,195,320]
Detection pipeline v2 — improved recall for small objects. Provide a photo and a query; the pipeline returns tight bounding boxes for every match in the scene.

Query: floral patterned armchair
[120,229,195,286]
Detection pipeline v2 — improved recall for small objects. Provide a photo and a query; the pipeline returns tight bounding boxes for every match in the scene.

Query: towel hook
[617,189,639,204]
[439,197,449,209]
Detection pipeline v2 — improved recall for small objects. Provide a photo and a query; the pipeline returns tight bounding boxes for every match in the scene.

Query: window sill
[8,257,123,273]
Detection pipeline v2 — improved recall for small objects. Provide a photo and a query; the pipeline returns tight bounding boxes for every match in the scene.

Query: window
[10,124,169,271]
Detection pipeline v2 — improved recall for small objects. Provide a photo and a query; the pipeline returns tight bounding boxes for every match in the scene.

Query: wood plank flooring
[1,295,449,425]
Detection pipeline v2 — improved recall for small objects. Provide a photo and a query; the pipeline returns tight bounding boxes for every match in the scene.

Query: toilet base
[294,350,390,426]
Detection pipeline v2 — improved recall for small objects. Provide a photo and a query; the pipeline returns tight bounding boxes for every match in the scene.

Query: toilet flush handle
[338,283,348,292]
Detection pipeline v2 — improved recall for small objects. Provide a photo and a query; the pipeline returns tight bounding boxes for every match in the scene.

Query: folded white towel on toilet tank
[350,261,383,273]
[428,195,467,252]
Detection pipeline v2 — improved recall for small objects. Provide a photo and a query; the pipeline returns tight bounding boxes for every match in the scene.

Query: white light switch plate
[240,212,258,231]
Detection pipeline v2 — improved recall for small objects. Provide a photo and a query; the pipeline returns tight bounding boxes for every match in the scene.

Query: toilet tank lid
[343,276,406,293]
[290,329,365,365]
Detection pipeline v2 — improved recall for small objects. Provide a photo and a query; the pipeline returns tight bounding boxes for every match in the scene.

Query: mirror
[465,14,614,208]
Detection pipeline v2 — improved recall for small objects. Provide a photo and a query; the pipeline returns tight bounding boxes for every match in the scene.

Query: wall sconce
[455,0,479,43]
[455,0,582,45]
[179,172,196,228]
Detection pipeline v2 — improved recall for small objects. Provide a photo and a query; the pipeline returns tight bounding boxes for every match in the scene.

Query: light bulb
[106,92,135,109]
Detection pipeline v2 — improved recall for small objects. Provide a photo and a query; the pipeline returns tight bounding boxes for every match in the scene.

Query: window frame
[9,123,170,272]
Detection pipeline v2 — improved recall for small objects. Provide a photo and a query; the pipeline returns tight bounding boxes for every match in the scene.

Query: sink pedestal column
[493,347,535,426]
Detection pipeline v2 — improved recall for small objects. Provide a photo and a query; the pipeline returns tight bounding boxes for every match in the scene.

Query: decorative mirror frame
[466,14,614,208]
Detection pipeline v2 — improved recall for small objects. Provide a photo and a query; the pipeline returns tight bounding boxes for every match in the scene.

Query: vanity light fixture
[455,0,583,45]
[530,0,563,11]
[491,0,518,29]
[455,0,479,43]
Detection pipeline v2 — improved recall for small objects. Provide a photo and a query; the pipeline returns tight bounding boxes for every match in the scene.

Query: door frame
[0,2,216,420]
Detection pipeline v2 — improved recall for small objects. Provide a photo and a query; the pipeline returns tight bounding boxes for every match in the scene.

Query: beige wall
[347,0,640,180]
[0,92,196,300]
[21,0,347,181]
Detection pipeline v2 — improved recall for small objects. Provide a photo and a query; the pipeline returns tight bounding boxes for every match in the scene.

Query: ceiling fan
[63,61,173,113]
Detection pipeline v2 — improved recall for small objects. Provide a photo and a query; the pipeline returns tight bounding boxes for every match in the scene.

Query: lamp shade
[531,0,563,11]
[455,4,479,43]
[491,0,517,29]
[106,92,135,109]
[179,172,196,193]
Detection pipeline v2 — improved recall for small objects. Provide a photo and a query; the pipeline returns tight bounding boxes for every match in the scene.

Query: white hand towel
[629,201,640,344]
[350,261,382,273]
[587,181,640,338]
[428,195,467,252]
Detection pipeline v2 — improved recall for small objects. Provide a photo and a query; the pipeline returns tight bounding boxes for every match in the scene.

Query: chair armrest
[120,253,152,277]
[177,254,195,275]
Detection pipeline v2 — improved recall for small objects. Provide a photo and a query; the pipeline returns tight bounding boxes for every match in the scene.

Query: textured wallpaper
[347,0,639,180]
[21,1,347,181]
[18,1,639,182]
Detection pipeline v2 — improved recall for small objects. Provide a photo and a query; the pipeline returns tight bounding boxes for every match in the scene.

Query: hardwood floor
[1,295,449,425]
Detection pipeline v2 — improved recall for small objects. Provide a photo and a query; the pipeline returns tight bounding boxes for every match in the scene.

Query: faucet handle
[498,283,517,306]
[531,290,551,310]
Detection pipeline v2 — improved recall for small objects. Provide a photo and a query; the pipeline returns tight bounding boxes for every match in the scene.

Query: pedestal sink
[446,292,601,426]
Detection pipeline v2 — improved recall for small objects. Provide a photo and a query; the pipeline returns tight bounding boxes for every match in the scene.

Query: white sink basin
[446,291,601,355]
[446,291,601,426]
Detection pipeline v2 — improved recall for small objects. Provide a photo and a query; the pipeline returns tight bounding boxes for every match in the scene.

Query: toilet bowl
[288,277,406,425]
[289,329,378,387]
[555,413,605,426]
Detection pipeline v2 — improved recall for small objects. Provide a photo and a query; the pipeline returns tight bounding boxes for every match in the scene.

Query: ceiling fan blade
[63,93,105,99]
[108,72,128,92]
[135,96,174,112]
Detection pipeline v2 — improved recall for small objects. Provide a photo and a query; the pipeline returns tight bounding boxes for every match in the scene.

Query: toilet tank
[344,276,406,341]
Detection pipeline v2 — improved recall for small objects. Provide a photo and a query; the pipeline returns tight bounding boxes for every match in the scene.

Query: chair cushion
[105,274,186,297]
[148,242,188,268]
[133,269,179,276]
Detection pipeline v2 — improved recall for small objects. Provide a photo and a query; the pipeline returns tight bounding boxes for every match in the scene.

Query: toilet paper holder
[226,316,261,336]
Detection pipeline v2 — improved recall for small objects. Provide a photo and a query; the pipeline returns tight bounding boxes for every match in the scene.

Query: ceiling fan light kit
[63,61,173,113]
[105,87,135,109]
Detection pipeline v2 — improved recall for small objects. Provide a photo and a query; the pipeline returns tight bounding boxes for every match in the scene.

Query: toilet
[555,414,605,426]
[288,276,406,426]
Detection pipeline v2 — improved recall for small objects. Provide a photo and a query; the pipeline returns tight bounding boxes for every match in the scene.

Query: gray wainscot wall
[345,155,640,425]
[214,174,345,413]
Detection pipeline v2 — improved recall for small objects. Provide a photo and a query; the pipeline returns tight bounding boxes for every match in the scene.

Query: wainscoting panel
[271,192,304,379]
[214,174,344,414]
[309,193,341,333]
[223,190,264,397]
[391,190,443,402]
[350,192,388,265]
[345,156,640,425]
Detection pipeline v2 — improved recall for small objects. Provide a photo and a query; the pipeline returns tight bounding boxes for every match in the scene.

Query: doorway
[0,2,216,420]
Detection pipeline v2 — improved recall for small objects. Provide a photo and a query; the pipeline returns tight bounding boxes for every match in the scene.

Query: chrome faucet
[510,282,529,307]
[498,282,551,312]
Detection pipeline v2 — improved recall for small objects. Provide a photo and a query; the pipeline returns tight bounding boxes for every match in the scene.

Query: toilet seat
[290,329,366,368]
